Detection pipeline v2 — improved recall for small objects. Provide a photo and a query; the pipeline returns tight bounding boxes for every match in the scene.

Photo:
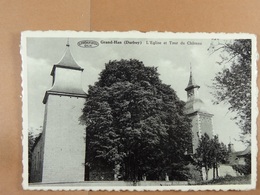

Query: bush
[186,164,202,183]
[231,154,251,175]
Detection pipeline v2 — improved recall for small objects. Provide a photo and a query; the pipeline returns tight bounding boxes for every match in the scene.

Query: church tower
[184,65,214,154]
[30,40,87,183]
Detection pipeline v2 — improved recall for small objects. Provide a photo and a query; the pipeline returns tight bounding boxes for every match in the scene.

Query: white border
[21,31,258,191]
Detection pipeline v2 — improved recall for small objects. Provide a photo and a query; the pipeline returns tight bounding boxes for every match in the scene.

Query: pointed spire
[51,39,83,75]
[185,63,200,91]
[44,39,86,103]
[56,38,81,68]
[188,63,196,86]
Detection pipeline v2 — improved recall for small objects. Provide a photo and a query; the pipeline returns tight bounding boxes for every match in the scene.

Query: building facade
[184,66,214,154]
[30,42,87,183]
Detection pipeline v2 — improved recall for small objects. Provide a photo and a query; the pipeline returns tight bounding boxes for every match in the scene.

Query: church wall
[198,113,213,138]
[202,165,239,180]
[190,113,200,154]
[41,95,86,183]
[51,68,85,95]
[189,112,214,153]
[30,105,48,183]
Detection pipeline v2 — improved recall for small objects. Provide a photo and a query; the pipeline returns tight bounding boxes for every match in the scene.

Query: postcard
[21,31,257,191]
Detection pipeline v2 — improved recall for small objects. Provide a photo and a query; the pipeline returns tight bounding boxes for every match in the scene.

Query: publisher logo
[77,40,99,48]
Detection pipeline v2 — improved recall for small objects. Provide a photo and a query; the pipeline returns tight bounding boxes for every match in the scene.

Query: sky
[24,34,250,151]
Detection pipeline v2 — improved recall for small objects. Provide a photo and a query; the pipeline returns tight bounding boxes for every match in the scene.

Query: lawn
[195,175,251,185]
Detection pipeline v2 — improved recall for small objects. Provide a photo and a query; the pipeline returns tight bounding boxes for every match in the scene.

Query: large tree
[209,135,229,179]
[209,39,251,136]
[81,59,192,181]
[194,133,213,180]
[195,133,228,180]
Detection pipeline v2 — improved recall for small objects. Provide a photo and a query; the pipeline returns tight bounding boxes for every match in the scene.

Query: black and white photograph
[21,31,257,191]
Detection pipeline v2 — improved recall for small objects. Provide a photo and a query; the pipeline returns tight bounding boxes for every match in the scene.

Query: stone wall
[199,113,213,138]
[40,95,86,183]
[202,165,239,180]
[189,113,200,153]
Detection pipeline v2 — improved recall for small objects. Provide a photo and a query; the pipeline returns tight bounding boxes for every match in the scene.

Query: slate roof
[51,43,83,76]
[43,42,87,104]
[185,65,200,91]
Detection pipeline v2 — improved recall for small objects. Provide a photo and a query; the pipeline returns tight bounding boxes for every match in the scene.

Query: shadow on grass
[193,174,251,185]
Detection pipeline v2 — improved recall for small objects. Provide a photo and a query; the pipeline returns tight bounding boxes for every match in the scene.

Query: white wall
[42,95,86,183]
[202,165,239,180]
[51,67,86,95]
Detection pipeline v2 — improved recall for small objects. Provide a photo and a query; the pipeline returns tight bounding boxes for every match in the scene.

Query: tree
[231,154,251,176]
[209,39,251,136]
[194,133,213,180]
[209,136,229,179]
[195,133,228,180]
[81,59,192,181]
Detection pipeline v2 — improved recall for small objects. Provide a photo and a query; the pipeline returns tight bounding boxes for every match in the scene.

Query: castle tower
[30,40,87,183]
[184,65,214,154]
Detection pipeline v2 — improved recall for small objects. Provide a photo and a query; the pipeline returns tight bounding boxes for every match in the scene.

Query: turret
[184,64,214,154]
[184,64,208,115]
[43,40,86,103]
[185,64,200,100]
[30,40,87,183]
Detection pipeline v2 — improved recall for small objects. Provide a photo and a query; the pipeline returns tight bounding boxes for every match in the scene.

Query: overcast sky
[25,34,249,151]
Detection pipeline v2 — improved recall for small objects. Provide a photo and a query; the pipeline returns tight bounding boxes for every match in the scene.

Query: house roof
[236,145,251,157]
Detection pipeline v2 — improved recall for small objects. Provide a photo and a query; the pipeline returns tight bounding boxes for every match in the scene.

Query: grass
[195,175,251,185]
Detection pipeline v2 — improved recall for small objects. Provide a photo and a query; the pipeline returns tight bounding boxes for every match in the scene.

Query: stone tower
[30,41,87,183]
[184,65,214,154]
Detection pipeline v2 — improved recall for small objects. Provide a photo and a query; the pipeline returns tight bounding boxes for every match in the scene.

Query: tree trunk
[205,167,208,180]
[213,165,215,180]
[216,165,219,178]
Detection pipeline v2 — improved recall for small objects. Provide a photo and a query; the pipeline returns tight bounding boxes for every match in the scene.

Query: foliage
[232,154,251,175]
[28,130,42,164]
[186,164,203,183]
[194,133,212,180]
[209,39,251,136]
[195,133,229,180]
[28,131,35,164]
[209,136,229,179]
[81,59,192,181]
[28,129,42,182]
